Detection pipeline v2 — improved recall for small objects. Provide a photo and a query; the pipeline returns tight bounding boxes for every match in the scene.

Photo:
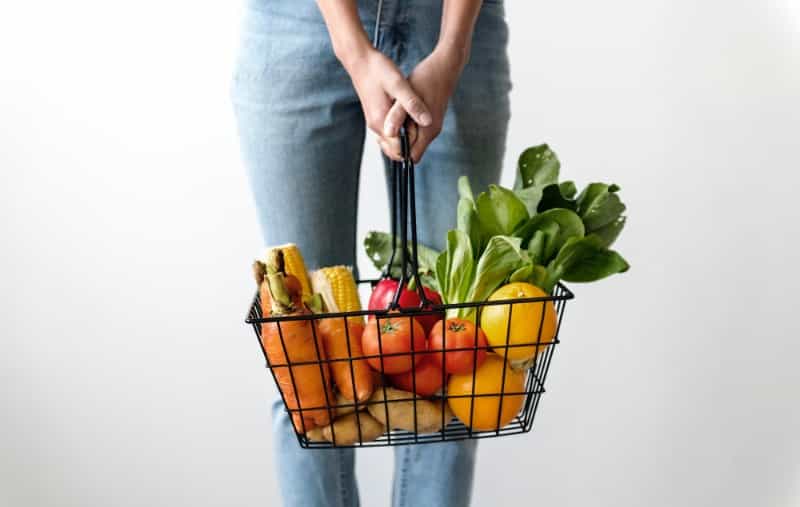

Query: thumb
[384,76,432,128]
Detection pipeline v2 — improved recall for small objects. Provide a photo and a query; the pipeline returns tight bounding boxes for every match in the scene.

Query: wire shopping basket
[245,128,574,448]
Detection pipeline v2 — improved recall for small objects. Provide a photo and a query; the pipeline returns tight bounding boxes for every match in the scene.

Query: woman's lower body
[231,1,510,505]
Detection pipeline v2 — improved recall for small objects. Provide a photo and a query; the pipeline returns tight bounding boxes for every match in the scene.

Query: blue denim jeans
[232,0,510,505]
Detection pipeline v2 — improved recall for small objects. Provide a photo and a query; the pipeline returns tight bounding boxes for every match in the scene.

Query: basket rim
[246,280,574,324]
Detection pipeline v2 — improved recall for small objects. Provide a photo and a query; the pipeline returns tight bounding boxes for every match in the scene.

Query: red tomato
[417,287,443,335]
[367,279,443,335]
[428,318,489,375]
[367,278,420,311]
[361,314,426,374]
[389,352,445,397]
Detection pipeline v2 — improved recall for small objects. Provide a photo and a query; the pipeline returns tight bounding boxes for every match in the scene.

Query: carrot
[256,250,334,432]
[309,267,374,403]
[318,318,374,403]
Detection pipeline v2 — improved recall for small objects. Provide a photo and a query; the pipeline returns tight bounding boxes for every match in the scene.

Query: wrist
[433,38,471,73]
[333,33,374,72]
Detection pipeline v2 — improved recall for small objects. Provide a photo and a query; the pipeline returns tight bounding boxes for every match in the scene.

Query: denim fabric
[233,0,509,505]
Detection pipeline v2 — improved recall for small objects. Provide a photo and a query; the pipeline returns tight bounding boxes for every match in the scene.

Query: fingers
[383,101,406,138]
[364,100,392,138]
[378,122,419,161]
[376,137,403,162]
[384,75,432,129]
[410,121,440,163]
[378,137,402,161]
[410,136,433,163]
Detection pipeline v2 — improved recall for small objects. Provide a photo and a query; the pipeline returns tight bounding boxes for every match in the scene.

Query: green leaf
[541,227,565,263]
[458,175,475,203]
[419,273,440,293]
[435,250,448,299]
[515,208,585,262]
[476,185,530,237]
[576,183,627,233]
[364,231,439,277]
[463,236,525,315]
[590,216,626,248]
[513,185,543,217]
[515,145,560,190]
[576,184,605,212]
[509,263,534,283]
[548,236,630,283]
[527,229,548,266]
[364,231,395,272]
[457,197,483,257]
[559,180,578,199]
[415,243,440,276]
[537,183,578,212]
[439,230,475,306]
[529,265,549,290]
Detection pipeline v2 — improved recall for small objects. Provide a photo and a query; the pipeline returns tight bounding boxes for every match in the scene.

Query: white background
[2,1,799,506]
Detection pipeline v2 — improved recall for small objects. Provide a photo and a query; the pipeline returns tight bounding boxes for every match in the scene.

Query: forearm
[437,0,483,69]
[315,0,372,69]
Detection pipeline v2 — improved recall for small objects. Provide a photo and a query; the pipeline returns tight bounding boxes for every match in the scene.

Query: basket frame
[245,279,573,449]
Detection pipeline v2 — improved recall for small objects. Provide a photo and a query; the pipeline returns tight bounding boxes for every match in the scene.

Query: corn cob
[310,266,362,321]
[264,243,312,299]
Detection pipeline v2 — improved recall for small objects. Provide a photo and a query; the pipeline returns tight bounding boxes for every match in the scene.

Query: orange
[447,354,525,430]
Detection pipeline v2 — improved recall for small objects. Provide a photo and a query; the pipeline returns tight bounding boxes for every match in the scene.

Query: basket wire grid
[245,127,574,448]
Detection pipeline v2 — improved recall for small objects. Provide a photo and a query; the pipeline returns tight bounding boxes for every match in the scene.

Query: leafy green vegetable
[458,175,475,203]
[526,229,548,265]
[537,183,578,212]
[435,249,448,297]
[476,185,529,237]
[364,231,395,273]
[513,185,543,216]
[576,183,626,233]
[515,208,585,262]
[509,263,534,283]
[438,230,474,306]
[415,243,440,275]
[363,231,439,285]
[527,264,549,289]
[547,235,629,286]
[514,145,560,190]
[366,141,630,305]
[461,236,526,316]
[559,181,578,199]
[457,197,483,257]
[590,216,626,248]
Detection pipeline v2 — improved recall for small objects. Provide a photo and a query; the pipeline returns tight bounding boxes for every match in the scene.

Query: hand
[341,47,433,148]
[380,46,467,162]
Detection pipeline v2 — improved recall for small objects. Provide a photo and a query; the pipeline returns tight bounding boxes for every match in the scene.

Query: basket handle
[384,125,432,309]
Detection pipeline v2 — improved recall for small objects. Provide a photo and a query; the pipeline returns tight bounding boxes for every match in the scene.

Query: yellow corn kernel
[264,243,312,298]
[310,266,362,322]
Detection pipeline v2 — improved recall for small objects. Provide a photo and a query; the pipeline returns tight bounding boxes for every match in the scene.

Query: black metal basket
[245,128,574,448]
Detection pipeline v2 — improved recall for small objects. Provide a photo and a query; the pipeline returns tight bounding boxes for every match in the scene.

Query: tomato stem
[380,318,401,335]
[447,321,467,333]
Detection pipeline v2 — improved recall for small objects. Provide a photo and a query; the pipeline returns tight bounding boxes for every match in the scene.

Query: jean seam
[338,451,348,507]
[396,447,411,507]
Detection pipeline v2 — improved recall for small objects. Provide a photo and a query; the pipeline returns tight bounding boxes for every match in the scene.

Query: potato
[321,412,385,445]
[367,387,453,434]
[305,392,377,444]
[331,391,361,418]
[305,427,326,442]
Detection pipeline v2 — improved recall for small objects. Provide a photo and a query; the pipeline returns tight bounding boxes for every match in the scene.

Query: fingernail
[419,112,432,126]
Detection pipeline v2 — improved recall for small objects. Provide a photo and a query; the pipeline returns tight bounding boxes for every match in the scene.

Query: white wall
[2,1,798,506]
